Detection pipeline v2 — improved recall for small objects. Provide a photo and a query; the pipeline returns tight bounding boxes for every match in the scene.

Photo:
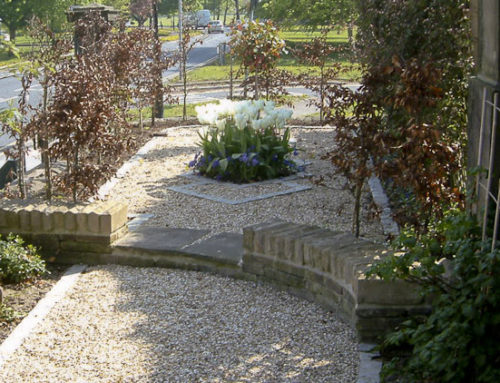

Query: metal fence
[476,88,500,250]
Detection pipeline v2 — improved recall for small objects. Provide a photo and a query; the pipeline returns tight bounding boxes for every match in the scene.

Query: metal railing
[476,89,499,250]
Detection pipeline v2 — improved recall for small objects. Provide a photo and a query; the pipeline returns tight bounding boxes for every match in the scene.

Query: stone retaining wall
[0,200,128,260]
[242,221,430,341]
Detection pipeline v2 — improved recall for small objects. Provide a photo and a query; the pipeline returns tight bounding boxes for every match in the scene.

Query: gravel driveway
[0,265,359,382]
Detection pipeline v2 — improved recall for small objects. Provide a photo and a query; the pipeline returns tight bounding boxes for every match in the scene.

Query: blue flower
[251,158,259,166]
[293,149,298,156]
[250,145,256,152]
[213,159,220,168]
[271,154,278,162]
[284,159,296,168]
[215,174,223,181]
[207,154,213,161]
[188,160,196,168]
[240,153,248,163]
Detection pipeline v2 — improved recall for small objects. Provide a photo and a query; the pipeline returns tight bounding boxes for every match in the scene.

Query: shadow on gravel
[109,266,359,382]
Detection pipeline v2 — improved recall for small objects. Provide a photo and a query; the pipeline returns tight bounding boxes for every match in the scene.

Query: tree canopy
[258,0,356,28]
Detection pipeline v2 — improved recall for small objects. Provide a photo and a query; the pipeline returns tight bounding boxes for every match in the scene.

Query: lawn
[180,27,361,83]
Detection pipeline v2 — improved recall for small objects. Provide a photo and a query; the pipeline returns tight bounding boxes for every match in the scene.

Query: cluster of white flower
[195,99,292,130]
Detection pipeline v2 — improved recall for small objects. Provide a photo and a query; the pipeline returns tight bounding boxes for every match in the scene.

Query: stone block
[0,208,8,228]
[75,212,88,234]
[269,224,305,258]
[42,207,55,232]
[60,240,112,254]
[19,205,35,232]
[30,233,60,253]
[106,202,128,232]
[30,209,44,232]
[355,278,424,305]
[53,207,68,232]
[109,225,128,243]
[356,304,411,318]
[5,207,20,230]
[328,243,375,281]
[274,258,305,280]
[64,207,79,232]
[323,274,346,297]
[291,228,328,265]
[278,225,319,262]
[243,229,254,251]
[356,316,404,341]
[343,251,377,285]
[87,212,100,234]
[253,221,286,254]
[264,268,305,289]
[264,223,299,255]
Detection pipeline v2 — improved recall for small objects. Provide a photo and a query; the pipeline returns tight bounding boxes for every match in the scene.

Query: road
[0,32,229,159]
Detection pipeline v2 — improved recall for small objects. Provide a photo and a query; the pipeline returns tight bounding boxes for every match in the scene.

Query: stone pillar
[468,0,500,240]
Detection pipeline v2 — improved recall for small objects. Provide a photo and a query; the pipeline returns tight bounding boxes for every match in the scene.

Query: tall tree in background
[158,0,179,16]
[0,0,35,41]
[130,0,152,26]
[234,0,240,19]
[259,0,356,32]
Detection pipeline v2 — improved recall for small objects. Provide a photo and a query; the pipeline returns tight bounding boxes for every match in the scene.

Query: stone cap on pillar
[66,3,121,23]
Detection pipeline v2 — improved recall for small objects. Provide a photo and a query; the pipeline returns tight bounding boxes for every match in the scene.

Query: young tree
[179,25,202,120]
[130,0,152,27]
[26,18,72,200]
[294,30,337,125]
[230,20,285,100]
[39,14,162,201]
[0,72,33,199]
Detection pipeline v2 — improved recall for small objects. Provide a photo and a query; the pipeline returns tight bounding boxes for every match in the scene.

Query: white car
[207,20,224,34]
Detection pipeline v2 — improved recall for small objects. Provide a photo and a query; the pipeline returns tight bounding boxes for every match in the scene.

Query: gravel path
[110,126,384,241]
[0,265,359,382]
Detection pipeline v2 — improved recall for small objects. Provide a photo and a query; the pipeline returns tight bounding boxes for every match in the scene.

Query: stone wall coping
[0,200,127,237]
[242,221,427,341]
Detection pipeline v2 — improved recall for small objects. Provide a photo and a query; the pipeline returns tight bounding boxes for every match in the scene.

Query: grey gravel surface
[0,265,359,382]
[110,126,384,242]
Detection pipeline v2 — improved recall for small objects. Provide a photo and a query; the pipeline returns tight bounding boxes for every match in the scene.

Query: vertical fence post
[492,178,500,251]
[482,93,499,242]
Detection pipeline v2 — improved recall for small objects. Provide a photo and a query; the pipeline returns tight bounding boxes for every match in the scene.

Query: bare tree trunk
[234,0,240,19]
[223,5,229,25]
[41,73,52,201]
[254,70,259,100]
[183,59,188,120]
[72,145,79,203]
[17,137,27,199]
[244,67,248,98]
[320,66,324,125]
[352,178,364,238]
[229,53,234,99]
[153,0,164,119]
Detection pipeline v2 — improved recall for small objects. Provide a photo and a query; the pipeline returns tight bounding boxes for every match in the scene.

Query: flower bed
[189,100,300,183]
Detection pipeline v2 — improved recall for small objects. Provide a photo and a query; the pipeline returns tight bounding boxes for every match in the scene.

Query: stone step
[111,226,243,276]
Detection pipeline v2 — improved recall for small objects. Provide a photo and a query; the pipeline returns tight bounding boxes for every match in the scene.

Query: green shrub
[0,304,23,323]
[190,99,300,183]
[0,234,47,284]
[368,209,500,382]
